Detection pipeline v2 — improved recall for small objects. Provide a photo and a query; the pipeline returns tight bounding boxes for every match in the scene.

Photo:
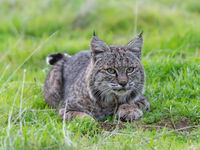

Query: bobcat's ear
[90,35,110,60]
[125,32,143,58]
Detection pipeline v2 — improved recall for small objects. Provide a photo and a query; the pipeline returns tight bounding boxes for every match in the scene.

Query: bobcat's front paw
[117,104,143,122]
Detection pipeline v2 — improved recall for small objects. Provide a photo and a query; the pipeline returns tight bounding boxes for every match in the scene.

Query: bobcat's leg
[117,95,150,122]
[59,109,94,122]
[44,60,64,108]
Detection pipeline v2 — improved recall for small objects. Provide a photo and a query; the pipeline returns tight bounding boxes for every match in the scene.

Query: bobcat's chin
[112,89,131,96]
[110,85,131,96]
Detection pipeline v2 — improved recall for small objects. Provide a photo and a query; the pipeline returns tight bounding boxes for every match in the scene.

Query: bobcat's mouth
[109,84,131,95]
[112,87,131,95]
[112,86,130,91]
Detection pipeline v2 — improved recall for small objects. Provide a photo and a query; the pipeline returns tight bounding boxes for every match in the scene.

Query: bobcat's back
[62,51,91,99]
[44,50,91,108]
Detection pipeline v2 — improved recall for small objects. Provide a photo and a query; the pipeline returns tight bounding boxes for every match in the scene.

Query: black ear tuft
[138,30,143,38]
[93,30,96,36]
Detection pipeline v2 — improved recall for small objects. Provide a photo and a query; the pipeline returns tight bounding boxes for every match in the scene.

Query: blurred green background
[0,0,200,149]
[0,0,199,69]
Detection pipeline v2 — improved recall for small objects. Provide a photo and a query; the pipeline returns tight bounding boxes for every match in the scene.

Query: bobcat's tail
[46,53,71,65]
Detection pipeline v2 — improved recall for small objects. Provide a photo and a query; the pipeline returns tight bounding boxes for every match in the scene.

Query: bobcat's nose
[118,75,128,87]
[118,80,127,87]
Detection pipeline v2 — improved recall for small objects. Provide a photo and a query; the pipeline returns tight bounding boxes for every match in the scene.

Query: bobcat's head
[88,33,145,103]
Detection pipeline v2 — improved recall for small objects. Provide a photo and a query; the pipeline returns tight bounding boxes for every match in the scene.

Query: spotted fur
[43,33,150,122]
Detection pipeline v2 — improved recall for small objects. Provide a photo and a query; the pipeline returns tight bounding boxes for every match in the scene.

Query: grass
[0,0,200,149]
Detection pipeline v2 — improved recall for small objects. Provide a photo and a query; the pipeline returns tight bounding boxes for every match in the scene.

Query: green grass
[0,0,200,149]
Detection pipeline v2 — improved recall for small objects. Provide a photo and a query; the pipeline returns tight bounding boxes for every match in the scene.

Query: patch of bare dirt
[98,118,199,132]
[99,122,126,132]
[152,118,189,130]
[139,118,198,132]
[151,118,188,129]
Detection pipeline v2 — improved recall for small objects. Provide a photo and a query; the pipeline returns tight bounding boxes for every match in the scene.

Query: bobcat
[43,32,150,122]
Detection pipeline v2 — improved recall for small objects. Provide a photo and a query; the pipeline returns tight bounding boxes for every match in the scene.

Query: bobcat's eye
[107,68,116,74]
[126,67,134,73]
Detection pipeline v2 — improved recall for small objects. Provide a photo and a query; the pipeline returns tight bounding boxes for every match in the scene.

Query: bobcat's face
[91,47,144,97]
[89,33,144,101]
